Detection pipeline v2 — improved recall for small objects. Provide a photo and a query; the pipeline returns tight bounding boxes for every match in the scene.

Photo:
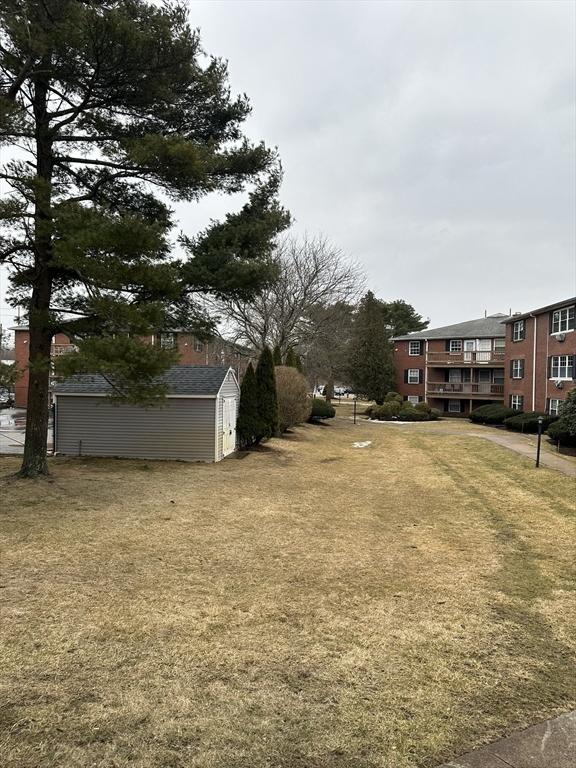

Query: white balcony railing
[427,382,504,396]
[427,351,505,365]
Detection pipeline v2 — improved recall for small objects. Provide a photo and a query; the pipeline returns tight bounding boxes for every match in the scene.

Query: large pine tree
[348,291,395,404]
[0,0,289,476]
[255,346,278,439]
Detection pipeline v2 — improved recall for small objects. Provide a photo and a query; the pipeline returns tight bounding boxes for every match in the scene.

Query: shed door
[222,397,236,457]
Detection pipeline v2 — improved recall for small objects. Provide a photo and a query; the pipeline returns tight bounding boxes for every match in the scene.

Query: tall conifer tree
[236,362,260,447]
[0,0,289,476]
[272,345,283,366]
[348,292,395,404]
[255,346,278,439]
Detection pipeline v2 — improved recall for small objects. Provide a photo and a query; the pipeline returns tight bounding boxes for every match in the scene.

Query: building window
[548,398,561,417]
[511,359,524,379]
[550,355,574,380]
[159,332,176,350]
[493,369,505,385]
[449,340,462,353]
[510,395,524,410]
[448,399,461,413]
[493,338,506,353]
[551,306,575,334]
[409,340,421,356]
[512,320,525,341]
[194,339,204,353]
[407,369,420,384]
[407,395,420,404]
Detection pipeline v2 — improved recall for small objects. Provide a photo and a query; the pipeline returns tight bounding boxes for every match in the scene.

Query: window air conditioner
[554,380,564,389]
[556,333,566,342]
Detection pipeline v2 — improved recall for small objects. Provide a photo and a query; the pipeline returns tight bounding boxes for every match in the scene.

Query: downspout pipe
[424,339,428,403]
[529,313,537,411]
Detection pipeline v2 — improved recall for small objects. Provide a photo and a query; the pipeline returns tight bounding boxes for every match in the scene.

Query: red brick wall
[504,310,576,411]
[14,330,253,407]
[392,340,425,400]
[14,330,71,407]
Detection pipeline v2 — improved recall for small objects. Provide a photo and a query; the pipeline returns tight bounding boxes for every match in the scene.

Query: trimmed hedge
[504,411,557,433]
[308,397,336,421]
[370,401,438,422]
[469,404,518,425]
[547,419,576,447]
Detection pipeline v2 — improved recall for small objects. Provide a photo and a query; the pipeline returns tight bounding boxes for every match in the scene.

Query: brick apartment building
[11,327,253,408]
[503,297,575,414]
[392,315,509,415]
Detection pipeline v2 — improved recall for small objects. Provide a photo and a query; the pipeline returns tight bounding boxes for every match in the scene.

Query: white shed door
[222,397,236,457]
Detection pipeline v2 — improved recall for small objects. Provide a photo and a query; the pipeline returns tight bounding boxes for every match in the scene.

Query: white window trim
[510,395,524,410]
[408,341,421,356]
[159,332,177,350]
[551,307,575,335]
[407,368,420,384]
[449,340,462,354]
[549,355,574,380]
[548,398,561,417]
[513,320,525,342]
[407,395,420,404]
[511,360,524,379]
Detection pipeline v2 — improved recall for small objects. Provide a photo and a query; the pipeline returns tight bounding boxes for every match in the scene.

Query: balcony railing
[51,344,76,357]
[427,351,505,365]
[427,382,504,397]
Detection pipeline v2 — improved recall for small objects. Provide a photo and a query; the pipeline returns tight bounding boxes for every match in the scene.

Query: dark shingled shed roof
[392,314,509,342]
[54,366,232,396]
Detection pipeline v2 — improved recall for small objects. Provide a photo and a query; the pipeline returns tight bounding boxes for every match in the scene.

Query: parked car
[0,390,14,408]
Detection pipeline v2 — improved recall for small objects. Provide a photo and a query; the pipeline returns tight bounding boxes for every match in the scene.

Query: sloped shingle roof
[502,297,576,323]
[54,366,231,396]
[392,314,509,342]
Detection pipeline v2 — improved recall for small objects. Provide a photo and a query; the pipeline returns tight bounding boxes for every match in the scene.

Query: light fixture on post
[535,416,544,468]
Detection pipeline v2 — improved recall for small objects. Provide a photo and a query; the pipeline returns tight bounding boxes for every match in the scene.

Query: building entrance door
[222,397,237,457]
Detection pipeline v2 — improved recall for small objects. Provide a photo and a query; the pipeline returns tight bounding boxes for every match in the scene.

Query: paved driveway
[0,408,53,454]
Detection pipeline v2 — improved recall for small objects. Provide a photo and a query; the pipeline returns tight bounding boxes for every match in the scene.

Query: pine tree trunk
[18,312,52,477]
[17,52,54,478]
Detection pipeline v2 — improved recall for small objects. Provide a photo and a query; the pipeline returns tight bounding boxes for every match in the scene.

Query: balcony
[427,351,505,366]
[427,382,504,398]
[51,344,76,357]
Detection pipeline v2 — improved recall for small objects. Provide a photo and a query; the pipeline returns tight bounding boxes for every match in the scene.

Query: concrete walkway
[472,430,576,477]
[439,710,576,767]
[360,418,576,477]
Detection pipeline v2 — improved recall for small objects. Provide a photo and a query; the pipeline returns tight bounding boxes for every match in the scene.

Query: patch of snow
[352,441,372,448]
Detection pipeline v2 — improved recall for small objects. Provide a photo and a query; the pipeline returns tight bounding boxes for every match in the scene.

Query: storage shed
[53,366,239,462]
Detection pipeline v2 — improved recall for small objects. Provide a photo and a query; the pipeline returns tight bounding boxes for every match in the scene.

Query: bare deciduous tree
[216,234,365,355]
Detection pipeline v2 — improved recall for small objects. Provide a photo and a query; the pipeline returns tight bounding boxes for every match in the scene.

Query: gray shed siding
[216,370,240,459]
[55,396,217,462]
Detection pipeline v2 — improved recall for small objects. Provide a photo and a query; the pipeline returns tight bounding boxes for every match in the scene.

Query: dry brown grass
[1,416,575,768]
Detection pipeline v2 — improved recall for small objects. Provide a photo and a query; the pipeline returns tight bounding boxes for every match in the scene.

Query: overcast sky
[1,0,575,334]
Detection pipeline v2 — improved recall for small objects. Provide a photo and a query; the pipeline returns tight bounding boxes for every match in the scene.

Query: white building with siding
[53,366,239,462]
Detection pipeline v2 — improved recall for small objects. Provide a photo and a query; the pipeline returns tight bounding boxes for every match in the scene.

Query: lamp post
[535,416,544,468]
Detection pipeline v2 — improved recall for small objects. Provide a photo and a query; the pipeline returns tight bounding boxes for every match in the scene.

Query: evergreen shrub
[469,404,518,425]
[504,411,557,433]
[236,363,260,447]
[547,419,576,446]
[256,347,278,438]
[309,398,336,421]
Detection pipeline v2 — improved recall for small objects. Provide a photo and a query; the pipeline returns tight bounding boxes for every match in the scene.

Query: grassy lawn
[1,417,575,768]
